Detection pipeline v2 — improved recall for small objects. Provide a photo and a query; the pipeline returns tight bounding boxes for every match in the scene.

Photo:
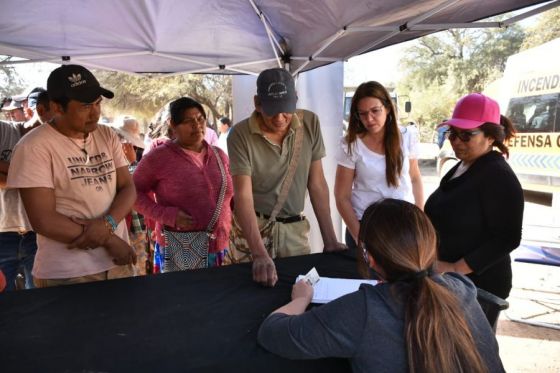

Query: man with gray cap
[228,68,345,287]
[7,64,137,287]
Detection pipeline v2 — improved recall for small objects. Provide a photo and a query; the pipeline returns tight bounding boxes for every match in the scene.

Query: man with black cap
[228,67,345,287]
[7,64,137,287]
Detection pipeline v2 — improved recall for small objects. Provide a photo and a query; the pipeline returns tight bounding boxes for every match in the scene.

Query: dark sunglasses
[444,129,482,142]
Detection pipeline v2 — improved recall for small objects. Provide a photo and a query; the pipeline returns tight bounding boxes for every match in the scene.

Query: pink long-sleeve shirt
[133,141,233,253]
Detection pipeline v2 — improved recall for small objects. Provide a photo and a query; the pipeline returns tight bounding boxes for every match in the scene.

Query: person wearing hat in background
[227,68,346,287]
[24,88,54,128]
[7,64,137,288]
[113,115,148,275]
[424,93,524,299]
[0,87,50,291]
[1,94,26,122]
[114,115,145,165]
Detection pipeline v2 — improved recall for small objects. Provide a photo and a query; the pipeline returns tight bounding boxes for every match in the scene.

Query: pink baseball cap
[441,93,501,129]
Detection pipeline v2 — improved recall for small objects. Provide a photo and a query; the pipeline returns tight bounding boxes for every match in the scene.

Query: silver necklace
[50,120,90,164]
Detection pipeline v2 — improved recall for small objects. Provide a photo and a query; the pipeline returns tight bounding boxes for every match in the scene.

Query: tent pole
[502,0,560,26]
[346,0,460,59]
[292,29,346,76]
[248,0,284,69]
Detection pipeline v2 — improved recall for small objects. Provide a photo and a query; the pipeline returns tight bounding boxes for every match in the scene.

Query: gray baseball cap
[256,68,296,116]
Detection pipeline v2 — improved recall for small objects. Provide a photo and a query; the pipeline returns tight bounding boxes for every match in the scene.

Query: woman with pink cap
[425,93,524,299]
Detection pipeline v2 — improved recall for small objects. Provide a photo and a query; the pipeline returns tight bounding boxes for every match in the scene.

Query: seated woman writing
[258,198,504,373]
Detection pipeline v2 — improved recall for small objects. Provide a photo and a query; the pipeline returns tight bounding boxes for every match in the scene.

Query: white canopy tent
[0,0,557,76]
[1,0,558,249]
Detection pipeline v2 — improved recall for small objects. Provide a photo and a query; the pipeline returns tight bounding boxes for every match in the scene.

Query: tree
[94,70,232,129]
[521,7,560,50]
[397,23,525,140]
[0,56,25,99]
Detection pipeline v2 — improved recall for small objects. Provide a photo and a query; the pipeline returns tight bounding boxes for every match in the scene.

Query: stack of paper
[296,274,378,304]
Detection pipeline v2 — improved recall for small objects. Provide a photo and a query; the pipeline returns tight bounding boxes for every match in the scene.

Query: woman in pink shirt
[133,97,233,271]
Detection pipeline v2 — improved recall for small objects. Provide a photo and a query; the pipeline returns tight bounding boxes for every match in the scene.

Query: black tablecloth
[0,251,361,372]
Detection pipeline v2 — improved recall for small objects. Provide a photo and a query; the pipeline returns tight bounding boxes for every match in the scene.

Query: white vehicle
[438,38,560,207]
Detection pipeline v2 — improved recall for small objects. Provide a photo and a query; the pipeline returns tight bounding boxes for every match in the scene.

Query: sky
[344,40,414,88]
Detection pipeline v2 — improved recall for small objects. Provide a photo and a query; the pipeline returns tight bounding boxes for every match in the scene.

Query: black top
[425,151,524,298]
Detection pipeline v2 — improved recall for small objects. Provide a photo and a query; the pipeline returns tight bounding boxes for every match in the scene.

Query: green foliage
[521,7,560,50]
[0,56,24,98]
[398,24,525,141]
[94,70,232,128]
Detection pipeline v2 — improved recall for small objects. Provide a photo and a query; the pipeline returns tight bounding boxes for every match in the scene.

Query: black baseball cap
[256,68,296,116]
[47,64,114,103]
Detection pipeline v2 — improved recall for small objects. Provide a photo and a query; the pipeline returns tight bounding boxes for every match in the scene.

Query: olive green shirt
[228,110,326,217]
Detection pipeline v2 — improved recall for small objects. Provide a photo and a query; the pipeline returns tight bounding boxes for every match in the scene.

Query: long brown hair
[480,115,516,158]
[358,199,488,373]
[346,81,403,187]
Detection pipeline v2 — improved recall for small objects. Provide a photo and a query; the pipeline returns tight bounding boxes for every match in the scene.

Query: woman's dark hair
[169,97,206,125]
[480,115,516,158]
[346,81,403,187]
[358,199,487,373]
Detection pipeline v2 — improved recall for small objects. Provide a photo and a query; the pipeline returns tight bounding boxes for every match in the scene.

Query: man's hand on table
[323,241,348,253]
[253,254,278,287]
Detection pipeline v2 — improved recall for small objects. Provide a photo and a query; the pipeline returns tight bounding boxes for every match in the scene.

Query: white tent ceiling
[0,0,558,76]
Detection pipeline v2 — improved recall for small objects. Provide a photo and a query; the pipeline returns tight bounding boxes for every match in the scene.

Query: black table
[0,252,360,372]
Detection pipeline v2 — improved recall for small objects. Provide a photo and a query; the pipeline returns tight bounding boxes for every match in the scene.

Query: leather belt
[255,211,305,224]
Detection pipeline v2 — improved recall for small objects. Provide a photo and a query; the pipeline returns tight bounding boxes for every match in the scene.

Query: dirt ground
[496,261,560,372]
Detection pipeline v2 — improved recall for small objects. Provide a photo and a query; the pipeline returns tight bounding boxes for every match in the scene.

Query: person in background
[0,118,39,291]
[425,93,524,299]
[114,116,149,275]
[6,64,137,288]
[258,199,504,373]
[133,97,233,271]
[1,95,26,122]
[33,90,54,125]
[335,81,423,254]
[228,68,345,287]
[204,124,219,146]
[21,88,54,131]
[216,116,232,155]
[21,87,46,122]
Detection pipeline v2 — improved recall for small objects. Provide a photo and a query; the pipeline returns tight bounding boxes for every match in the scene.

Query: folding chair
[477,287,509,333]
[506,244,560,330]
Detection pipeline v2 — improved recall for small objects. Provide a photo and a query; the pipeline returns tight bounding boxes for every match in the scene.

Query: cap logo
[68,73,86,88]
[267,82,287,99]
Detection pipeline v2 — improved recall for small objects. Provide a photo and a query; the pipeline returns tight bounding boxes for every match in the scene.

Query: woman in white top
[335,81,424,251]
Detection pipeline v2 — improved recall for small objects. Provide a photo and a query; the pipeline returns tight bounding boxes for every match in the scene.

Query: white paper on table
[296,275,378,304]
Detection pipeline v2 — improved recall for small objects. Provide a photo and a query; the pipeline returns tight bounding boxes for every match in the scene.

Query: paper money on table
[299,267,320,286]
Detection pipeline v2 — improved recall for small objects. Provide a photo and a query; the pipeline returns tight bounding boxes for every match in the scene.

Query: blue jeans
[0,231,37,291]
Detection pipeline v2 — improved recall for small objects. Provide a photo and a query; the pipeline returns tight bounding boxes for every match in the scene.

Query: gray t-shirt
[0,121,32,232]
[258,273,504,373]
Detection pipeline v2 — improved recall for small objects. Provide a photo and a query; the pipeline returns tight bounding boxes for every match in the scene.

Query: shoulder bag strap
[268,110,305,221]
[205,146,227,235]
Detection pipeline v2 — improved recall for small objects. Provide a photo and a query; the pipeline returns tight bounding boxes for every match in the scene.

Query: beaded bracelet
[103,214,118,233]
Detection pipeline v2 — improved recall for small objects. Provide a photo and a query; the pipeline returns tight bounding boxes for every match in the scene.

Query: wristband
[104,214,118,233]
